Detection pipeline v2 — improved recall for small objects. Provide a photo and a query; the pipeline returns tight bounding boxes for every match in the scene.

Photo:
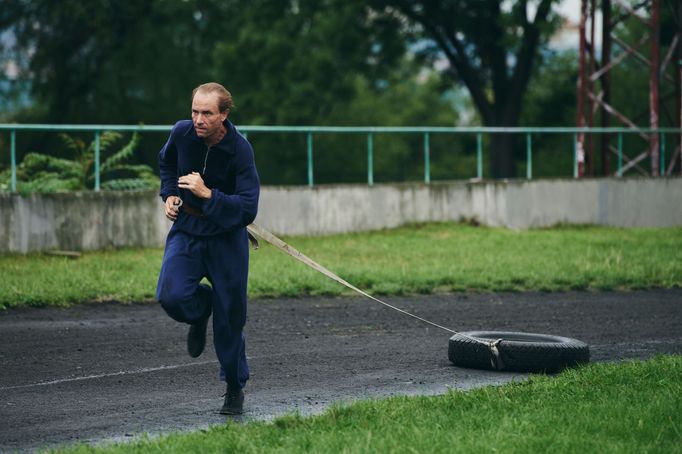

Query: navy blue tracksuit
[156,119,260,390]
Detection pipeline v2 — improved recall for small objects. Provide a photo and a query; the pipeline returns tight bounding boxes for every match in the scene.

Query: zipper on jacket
[202,146,211,175]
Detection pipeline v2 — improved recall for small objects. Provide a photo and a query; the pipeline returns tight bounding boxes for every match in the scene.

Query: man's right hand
[164,196,181,221]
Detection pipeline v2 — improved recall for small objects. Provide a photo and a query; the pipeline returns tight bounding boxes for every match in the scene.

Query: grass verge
[55,355,682,453]
[2,223,682,309]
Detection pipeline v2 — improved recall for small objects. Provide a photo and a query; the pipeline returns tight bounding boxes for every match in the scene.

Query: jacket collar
[184,119,236,153]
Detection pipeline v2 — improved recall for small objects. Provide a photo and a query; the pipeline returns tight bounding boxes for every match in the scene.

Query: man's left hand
[178,172,212,199]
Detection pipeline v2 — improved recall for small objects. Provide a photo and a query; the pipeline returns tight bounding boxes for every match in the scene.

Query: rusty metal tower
[576,0,681,177]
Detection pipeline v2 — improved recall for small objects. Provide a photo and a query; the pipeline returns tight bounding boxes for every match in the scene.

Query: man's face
[191,91,227,139]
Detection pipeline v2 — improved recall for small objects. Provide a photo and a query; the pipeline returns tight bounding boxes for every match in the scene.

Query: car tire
[448,331,590,372]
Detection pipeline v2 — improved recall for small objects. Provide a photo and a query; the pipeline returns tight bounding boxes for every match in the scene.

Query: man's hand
[164,196,181,222]
[178,172,212,199]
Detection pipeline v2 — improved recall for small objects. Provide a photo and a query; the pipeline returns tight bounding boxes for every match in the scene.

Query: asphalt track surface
[1,289,681,452]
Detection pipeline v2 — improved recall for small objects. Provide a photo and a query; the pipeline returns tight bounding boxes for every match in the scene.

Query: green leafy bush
[0,131,158,193]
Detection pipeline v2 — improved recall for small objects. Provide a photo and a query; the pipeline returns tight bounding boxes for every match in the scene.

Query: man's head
[191,82,233,139]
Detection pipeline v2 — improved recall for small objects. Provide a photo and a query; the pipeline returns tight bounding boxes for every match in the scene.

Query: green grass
[2,223,682,309]
[54,355,682,453]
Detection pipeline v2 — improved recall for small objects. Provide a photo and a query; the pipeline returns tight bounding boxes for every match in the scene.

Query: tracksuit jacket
[156,119,259,389]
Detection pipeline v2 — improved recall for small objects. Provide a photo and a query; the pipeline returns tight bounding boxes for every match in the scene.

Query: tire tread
[448,331,589,372]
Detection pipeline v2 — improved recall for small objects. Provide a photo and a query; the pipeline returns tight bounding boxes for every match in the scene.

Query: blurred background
[0,0,679,188]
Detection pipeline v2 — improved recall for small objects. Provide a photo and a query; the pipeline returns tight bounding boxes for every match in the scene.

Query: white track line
[0,360,218,391]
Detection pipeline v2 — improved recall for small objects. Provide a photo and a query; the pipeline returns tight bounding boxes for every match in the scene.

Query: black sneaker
[187,316,209,358]
[220,388,244,415]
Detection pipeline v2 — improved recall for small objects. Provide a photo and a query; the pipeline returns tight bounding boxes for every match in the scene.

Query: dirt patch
[0,289,680,452]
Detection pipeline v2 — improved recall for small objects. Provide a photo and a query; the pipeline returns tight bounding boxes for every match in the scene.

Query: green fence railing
[1,124,680,191]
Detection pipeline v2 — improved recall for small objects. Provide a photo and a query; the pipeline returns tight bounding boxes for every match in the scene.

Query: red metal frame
[576,0,682,177]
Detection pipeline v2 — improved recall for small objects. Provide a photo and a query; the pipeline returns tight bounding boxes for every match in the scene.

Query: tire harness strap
[246,223,505,370]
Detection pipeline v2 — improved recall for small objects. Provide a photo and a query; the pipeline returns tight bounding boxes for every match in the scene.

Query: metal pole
[423,132,430,184]
[586,0,596,176]
[660,132,665,175]
[573,133,578,178]
[526,133,532,179]
[576,0,588,177]
[677,1,681,175]
[367,132,374,185]
[649,0,660,176]
[617,132,623,177]
[10,130,16,192]
[476,133,483,179]
[601,0,612,175]
[94,131,101,191]
[307,132,313,187]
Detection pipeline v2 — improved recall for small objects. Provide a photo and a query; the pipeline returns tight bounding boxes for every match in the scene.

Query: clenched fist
[178,172,212,199]
[164,196,181,222]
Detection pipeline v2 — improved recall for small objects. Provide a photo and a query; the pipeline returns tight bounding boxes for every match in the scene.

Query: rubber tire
[448,331,589,373]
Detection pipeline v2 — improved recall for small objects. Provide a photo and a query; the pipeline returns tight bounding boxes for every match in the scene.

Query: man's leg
[156,231,212,352]
[206,231,250,414]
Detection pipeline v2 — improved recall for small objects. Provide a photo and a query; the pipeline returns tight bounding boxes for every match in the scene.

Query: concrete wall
[0,191,170,253]
[1,177,680,253]
[258,177,682,233]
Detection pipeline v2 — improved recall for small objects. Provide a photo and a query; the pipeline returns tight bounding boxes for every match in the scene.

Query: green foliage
[251,61,461,185]
[213,0,403,126]
[1,0,404,126]
[56,356,682,453]
[321,67,470,183]
[1,223,681,310]
[0,132,158,193]
[2,1,679,182]
[1,0,413,184]
[1,1,211,124]
[519,50,578,178]
[369,0,563,178]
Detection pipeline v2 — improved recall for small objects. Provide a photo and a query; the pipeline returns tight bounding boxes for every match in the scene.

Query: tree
[520,50,577,177]
[1,0,407,182]
[1,0,404,125]
[209,0,406,184]
[0,0,220,125]
[210,0,403,125]
[371,0,561,178]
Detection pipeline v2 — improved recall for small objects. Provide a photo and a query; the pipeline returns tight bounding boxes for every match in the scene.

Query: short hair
[192,82,234,114]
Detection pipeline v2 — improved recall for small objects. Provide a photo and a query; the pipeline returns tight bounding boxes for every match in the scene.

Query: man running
[156,82,260,415]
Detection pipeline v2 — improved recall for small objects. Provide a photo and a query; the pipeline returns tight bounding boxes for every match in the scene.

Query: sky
[557,0,581,23]
[551,0,603,50]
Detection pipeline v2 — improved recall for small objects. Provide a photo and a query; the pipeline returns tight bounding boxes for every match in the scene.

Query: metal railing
[1,124,680,191]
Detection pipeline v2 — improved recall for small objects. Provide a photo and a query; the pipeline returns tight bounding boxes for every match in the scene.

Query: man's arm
[158,125,180,202]
[159,125,182,221]
[178,141,259,230]
[200,142,260,230]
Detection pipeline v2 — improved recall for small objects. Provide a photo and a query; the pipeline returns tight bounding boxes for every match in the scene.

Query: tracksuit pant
[156,228,250,390]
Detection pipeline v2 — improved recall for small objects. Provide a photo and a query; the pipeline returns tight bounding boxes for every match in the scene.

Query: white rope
[247,224,493,345]
[245,224,506,369]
